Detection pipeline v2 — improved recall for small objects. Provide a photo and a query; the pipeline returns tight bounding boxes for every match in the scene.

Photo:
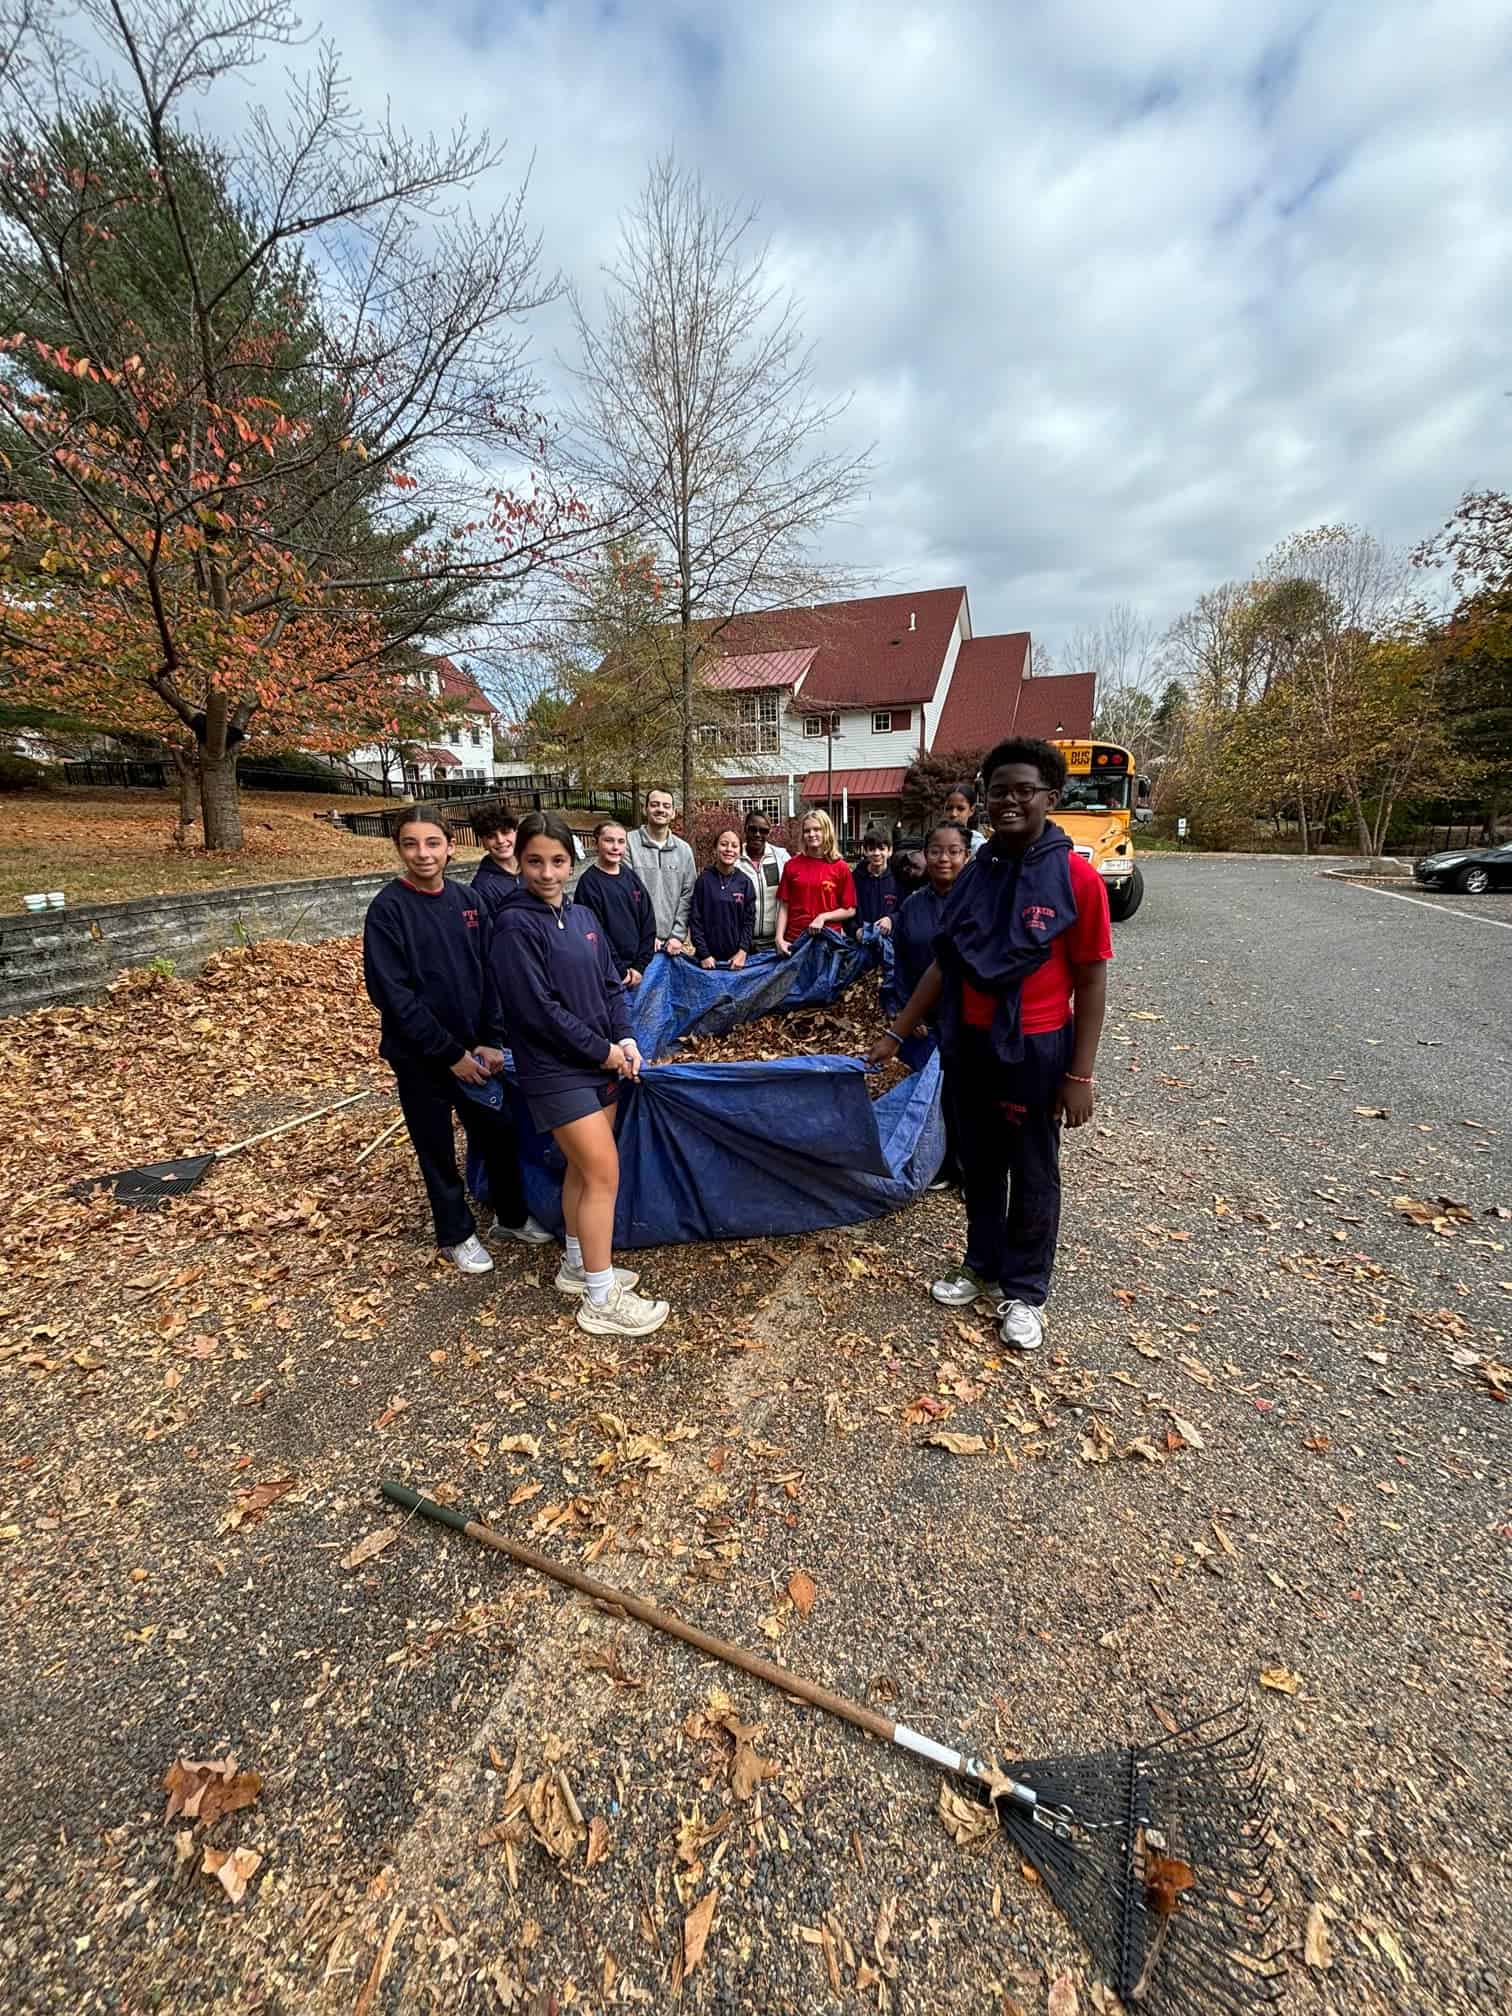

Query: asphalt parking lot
[2,854,1507,2016]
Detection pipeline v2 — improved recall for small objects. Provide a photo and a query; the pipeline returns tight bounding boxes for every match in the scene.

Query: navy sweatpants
[951,1024,1074,1305]
[389,1060,528,1248]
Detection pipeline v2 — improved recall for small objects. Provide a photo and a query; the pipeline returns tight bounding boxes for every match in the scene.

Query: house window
[872,710,892,734]
[738,795,783,825]
[470,726,482,748]
[803,713,839,738]
[737,690,781,757]
[696,723,722,746]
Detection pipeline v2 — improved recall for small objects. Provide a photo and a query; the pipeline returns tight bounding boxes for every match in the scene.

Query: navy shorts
[526,1079,620,1134]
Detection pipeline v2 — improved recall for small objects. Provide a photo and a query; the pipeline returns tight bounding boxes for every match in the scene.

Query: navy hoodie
[471,851,523,921]
[688,864,754,962]
[932,824,1076,1064]
[884,881,949,1018]
[489,891,633,1097]
[363,876,503,1068]
[573,861,656,975]
[853,866,899,931]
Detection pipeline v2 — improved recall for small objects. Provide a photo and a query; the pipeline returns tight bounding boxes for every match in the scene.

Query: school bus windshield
[1058,770,1131,814]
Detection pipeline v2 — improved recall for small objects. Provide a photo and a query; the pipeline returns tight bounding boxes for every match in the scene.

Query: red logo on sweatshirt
[585,930,598,944]
[1022,903,1057,931]
[462,907,479,930]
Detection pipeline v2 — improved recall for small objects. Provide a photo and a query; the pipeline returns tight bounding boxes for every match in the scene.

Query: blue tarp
[470,932,944,1248]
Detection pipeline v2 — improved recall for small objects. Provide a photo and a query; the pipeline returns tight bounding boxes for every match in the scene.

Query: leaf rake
[383,1481,1285,2011]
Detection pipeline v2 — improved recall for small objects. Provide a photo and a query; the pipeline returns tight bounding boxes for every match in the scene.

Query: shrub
[0,750,56,791]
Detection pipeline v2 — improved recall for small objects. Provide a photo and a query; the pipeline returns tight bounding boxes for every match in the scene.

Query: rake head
[981,1705,1284,2011]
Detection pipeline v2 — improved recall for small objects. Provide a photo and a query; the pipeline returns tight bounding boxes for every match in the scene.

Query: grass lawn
[0,786,483,908]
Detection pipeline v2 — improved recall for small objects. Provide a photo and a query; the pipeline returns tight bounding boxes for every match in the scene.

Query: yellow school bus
[1050,740,1144,921]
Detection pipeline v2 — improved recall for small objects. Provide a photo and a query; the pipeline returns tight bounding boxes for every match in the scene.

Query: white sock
[565,1235,583,1271]
[584,1265,614,1307]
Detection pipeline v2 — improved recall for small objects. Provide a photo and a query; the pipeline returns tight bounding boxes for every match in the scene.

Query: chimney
[908,610,916,632]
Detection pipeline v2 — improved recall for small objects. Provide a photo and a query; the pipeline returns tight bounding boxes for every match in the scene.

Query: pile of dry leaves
[661,972,910,1098]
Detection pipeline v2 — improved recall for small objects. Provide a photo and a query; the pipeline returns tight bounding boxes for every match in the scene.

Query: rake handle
[381,1480,897,1746]
[214,1089,371,1160]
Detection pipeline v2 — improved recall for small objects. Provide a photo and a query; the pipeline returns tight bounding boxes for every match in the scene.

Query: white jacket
[735,843,790,942]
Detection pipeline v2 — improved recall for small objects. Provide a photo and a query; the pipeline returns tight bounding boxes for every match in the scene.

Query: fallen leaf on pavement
[683,1890,717,1974]
[582,1644,644,1688]
[1168,1414,1206,1450]
[937,1782,994,1848]
[1259,1665,1302,1696]
[341,1528,397,1572]
[163,1756,263,1826]
[1047,1971,1080,2016]
[787,1570,817,1617]
[525,1772,584,1862]
[1304,1903,1333,1970]
[1376,1925,1412,1982]
[1145,1851,1195,1916]
[225,1477,295,1529]
[926,1431,987,1455]
[585,1815,610,1868]
[1080,1418,1115,1463]
[497,1434,541,1459]
[201,1844,262,1905]
[1353,1106,1390,1119]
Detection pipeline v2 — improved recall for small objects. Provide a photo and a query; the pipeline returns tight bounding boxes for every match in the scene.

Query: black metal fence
[62,758,169,789]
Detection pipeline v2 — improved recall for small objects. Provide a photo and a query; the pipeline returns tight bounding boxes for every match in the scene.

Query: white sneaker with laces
[997,1299,1044,1351]
[444,1234,494,1275]
[555,1261,641,1297]
[575,1282,670,1337]
[489,1215,555,1246]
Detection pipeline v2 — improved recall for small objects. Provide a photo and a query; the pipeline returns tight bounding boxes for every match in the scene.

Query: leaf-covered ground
[1,860,1508,2016]
[0,787,403,907]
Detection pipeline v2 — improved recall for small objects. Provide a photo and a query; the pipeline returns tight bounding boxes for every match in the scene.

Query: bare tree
[1069,601,1161,755]
[0,0,595,847]
[566,156,872,814]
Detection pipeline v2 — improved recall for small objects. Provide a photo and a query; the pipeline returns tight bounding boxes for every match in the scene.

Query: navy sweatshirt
[363,876,503,1068]
[689,864,754,962]
[489,891,633,1096]
[471,852,522,921]
[573,862,656,975]
[884,882,950,1019]
[853,866,899,930]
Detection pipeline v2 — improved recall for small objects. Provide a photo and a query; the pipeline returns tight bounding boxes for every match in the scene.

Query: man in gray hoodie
[625,787,696,956]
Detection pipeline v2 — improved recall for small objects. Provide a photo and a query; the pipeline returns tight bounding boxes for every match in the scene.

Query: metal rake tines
[988,1706,1285,2011]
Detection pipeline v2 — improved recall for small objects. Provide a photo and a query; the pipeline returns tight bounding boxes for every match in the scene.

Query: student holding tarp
[490,812,671,1338]
[868,739,1110,1353]
[363,807,552,1273]
[689,829,755,969]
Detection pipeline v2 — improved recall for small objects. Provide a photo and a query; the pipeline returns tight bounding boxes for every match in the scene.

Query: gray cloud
[328,0,1512,648]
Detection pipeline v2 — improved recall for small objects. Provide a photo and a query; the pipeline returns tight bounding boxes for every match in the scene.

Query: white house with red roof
[350,655,521,790]
[705,587,1092,840]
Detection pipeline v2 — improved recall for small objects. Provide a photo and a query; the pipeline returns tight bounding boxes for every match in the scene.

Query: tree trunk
[199,750,244,850]
[680,628,694,824]
[1297,798,1310,855]
[170,741,200,845]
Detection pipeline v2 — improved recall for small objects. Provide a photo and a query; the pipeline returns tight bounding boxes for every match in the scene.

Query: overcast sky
[304,2,1510,652]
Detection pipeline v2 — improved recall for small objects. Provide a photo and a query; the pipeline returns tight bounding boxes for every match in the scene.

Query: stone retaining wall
[0,869,398,1019]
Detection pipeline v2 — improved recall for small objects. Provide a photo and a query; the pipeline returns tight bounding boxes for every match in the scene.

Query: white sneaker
[489,1214,555,1246]
[575,1282,670,1337]
[444,1234,494,1275]
[554,1262,641,1297]
[997,1299,1044,1351]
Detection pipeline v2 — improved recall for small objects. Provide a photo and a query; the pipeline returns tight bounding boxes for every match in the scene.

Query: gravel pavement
[1,858,1508,2016]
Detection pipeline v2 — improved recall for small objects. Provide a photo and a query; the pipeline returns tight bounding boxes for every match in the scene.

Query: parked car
[1413,842,1512,894]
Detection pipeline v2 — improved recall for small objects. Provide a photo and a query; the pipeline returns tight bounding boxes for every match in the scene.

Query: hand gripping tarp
[470,932,943,1248]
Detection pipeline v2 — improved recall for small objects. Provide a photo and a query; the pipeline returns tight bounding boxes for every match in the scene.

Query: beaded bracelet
[1063,1072,1095,1085]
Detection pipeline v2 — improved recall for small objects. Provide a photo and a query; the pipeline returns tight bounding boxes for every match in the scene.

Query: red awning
[409,747,461,768]
[799,767,907,798]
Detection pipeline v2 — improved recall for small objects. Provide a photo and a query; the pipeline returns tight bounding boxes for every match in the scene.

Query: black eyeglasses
[986,783,1051,803]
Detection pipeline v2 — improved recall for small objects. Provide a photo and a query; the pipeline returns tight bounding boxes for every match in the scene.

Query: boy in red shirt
[867,737,1110,1351]
[775,809,856,953]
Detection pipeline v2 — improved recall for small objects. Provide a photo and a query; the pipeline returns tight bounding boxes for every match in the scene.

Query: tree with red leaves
[0,0,590,849]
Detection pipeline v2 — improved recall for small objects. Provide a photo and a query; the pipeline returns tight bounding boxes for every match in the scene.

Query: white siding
[921,601,969,752]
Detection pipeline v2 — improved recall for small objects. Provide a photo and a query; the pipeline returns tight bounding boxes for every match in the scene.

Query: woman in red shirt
[775,811,857,954]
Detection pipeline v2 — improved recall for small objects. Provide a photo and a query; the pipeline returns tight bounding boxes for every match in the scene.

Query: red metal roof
[932,636,1093,753]
[410,746,461,768]
[799,767,908,799]
[716,587,968,707]
[1012,670,1095,742]
[432,655,495,715]
[704,648,817,692]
